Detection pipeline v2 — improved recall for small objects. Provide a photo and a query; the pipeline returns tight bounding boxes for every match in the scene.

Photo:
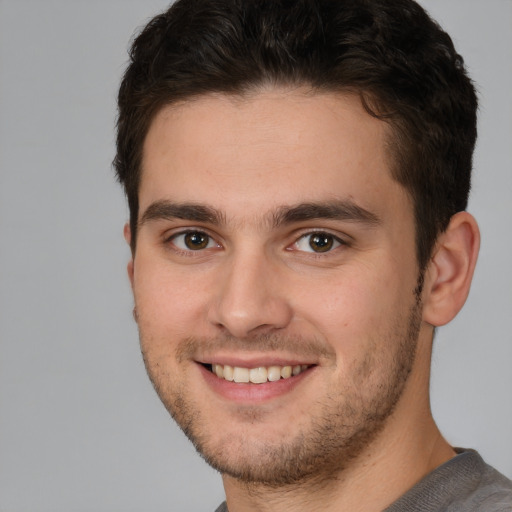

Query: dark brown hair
[114,0,477,270]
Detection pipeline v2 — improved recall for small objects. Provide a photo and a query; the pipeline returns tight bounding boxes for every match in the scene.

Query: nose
[207,250,293,339]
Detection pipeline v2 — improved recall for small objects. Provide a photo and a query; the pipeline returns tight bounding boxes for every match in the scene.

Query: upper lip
[196,354,316,368]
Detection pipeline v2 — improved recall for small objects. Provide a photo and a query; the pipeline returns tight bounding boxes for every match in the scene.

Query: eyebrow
[272,201,381,227]
[138,199,381,229]
[139,201,225,228]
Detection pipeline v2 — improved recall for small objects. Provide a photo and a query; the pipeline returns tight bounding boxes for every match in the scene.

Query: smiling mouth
[206,363,311,384]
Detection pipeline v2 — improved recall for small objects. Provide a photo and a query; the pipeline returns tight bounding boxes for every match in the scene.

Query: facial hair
[139,292,423,487]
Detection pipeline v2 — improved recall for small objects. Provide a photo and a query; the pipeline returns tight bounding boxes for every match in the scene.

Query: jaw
[151,352,412,485]
[136,266,432,488]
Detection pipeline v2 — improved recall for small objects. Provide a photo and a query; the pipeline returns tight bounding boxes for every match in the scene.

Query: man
[114,0,512,510]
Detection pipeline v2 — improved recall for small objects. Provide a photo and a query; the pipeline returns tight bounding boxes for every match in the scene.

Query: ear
[124,223,135,288]
[422,212,480,326]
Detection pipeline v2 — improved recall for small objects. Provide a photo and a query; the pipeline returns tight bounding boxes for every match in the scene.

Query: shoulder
[466,454,512,511]
[214,502,228,512]
[385,449,512,512]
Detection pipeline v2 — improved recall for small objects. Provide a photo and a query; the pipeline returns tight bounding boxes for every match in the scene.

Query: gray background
[0,1,510,510]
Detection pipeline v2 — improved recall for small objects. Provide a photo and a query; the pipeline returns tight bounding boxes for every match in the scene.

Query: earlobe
[422,212,480,326]
[123,223,135,288]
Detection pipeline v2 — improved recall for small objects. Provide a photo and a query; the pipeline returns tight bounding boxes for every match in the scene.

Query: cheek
[133,262,200,386]
[133,256,209,339]
[296,264,410,354]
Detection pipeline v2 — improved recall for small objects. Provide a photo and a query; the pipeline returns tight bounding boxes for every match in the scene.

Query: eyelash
[165,229,221,255]
[291,231,347,254]
[164,229,348,256]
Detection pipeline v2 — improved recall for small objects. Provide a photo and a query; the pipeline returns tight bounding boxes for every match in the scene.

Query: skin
[125,89,480,512]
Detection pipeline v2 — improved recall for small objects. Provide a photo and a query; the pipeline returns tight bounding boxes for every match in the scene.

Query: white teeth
[233,367,249,383]
[249,367,268,384]
[267,366,282,382]
[223,364,234,381]
[281,366,292,379]
[210,363,310,383]
[214,364,224,378]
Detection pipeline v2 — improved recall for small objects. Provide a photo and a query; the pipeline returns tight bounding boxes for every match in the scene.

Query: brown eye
[171,231,217,251]
[184,231,210,250]
[309,234,334,252]
[293,232,342,253]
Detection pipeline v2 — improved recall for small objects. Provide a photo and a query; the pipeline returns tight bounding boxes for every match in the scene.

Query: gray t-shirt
[214,449,512,511]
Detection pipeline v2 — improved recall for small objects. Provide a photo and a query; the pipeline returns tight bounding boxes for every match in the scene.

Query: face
[129,89,429,485]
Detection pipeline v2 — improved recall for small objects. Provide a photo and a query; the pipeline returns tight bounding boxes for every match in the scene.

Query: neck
[222,421,454,512]
[221,333,455,512]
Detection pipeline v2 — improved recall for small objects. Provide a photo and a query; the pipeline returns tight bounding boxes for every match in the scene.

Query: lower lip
[198,363,314,403]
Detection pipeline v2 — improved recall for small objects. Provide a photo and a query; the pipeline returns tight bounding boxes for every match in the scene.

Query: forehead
[139,89,408,222]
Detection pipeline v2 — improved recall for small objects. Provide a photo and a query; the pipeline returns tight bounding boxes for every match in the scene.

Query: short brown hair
[114,0,477,270]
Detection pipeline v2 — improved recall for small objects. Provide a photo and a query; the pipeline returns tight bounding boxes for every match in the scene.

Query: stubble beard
[139,293,423,487]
